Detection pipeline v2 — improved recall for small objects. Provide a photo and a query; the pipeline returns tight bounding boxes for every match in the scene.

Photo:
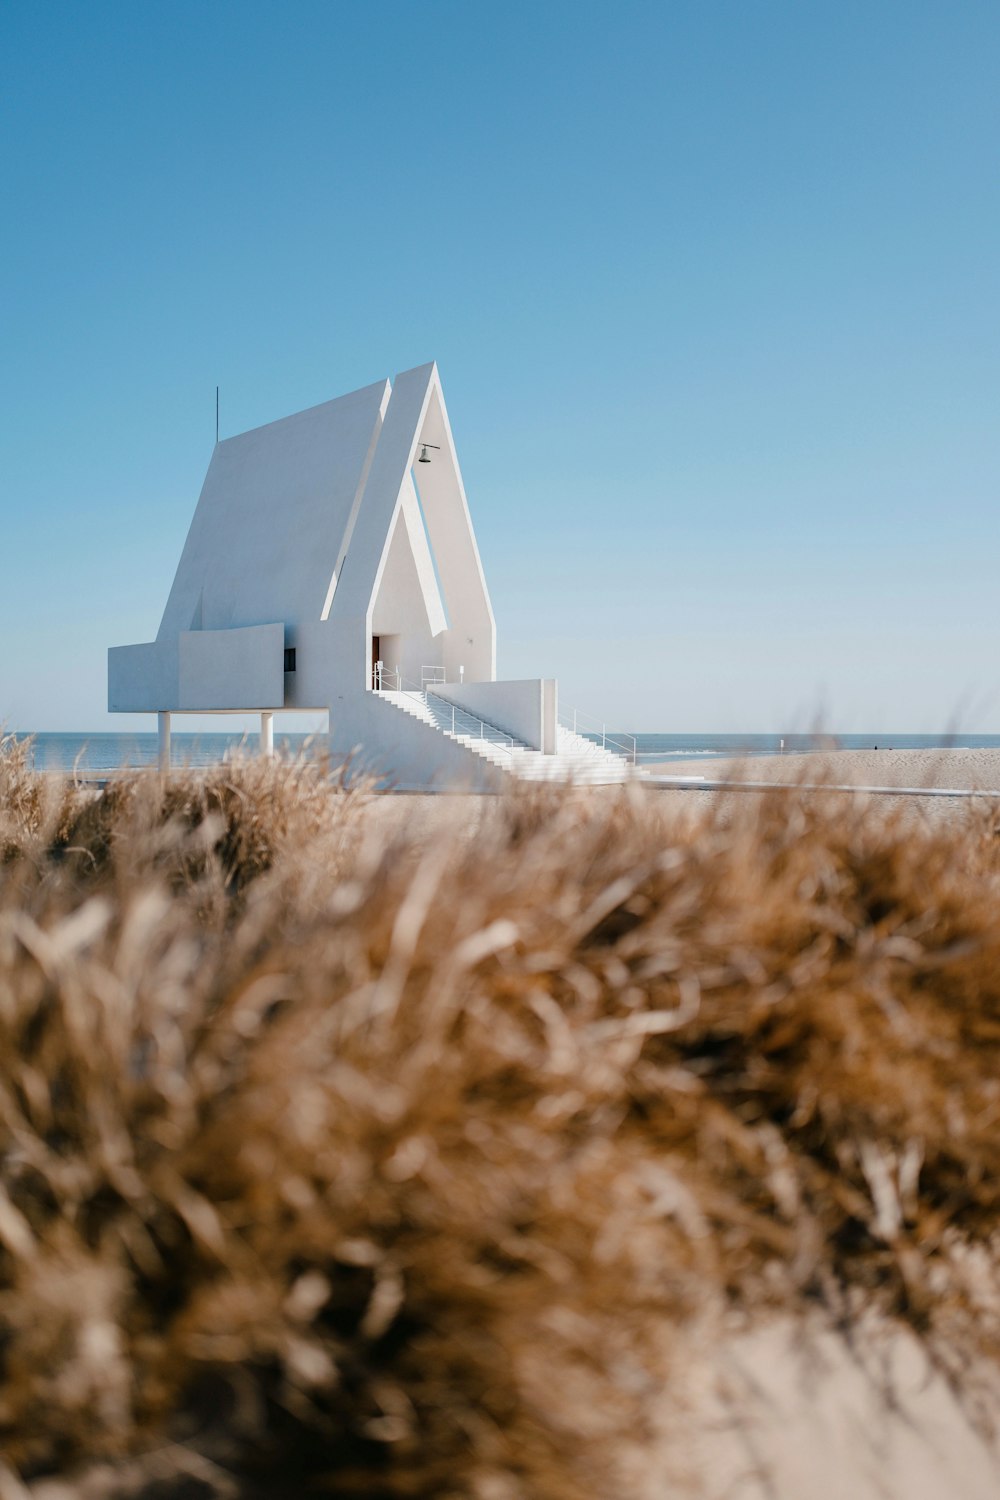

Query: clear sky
[2,1,998,734]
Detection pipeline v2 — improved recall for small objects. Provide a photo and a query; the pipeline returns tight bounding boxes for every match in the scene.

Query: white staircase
[378,691,638,784]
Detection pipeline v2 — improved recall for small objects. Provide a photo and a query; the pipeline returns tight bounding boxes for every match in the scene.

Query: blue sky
[2,0,998,733]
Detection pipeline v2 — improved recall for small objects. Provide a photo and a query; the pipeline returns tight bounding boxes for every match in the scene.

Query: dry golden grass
[2,731,1000,1497]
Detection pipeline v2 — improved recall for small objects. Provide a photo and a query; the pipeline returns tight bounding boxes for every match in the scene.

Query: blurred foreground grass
[2,732,1000,1498]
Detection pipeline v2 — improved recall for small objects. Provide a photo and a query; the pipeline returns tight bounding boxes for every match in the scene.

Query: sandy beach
[344,751,1000,844]
[646,746,1000,794]
[356,751,1000,837]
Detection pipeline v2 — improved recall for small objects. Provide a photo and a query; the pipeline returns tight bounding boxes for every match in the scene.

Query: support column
[260,711,274,758]
[157,711,171,773]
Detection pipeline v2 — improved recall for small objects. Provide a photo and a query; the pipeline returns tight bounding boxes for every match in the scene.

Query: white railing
[424,690,518,761]
[559,704,637,765]
[374,668,427,701]
[372,664,402,690]
[374,671,519,763]
[371,664,447,691]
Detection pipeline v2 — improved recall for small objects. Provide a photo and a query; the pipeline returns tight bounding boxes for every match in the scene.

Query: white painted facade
[109,363,633,788]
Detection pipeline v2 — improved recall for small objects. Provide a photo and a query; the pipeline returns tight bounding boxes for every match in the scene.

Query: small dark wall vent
[284,648,297,672]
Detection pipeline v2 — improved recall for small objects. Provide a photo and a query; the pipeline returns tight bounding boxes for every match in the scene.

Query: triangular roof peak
[157,375,391,638]
[148,361,494,679]
[215,376,392,448]
[328,363,495,669]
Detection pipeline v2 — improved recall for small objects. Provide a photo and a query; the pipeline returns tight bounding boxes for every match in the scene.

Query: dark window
[284,648,296,672]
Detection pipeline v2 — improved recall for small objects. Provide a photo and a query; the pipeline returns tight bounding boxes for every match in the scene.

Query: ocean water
[17,732,320,773]
[12,729,1000,774]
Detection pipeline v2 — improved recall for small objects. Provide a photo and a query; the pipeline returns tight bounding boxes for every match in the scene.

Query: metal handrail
[426,690,518,761]
[375,669,429,701]
[558,704,636,765]
[374,673,519,762]
[372,665,449,691]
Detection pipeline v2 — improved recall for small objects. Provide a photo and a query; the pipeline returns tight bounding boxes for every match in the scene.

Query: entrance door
[371,635,381,689]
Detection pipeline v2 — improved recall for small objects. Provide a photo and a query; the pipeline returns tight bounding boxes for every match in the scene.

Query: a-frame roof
[157,376,390,639]
[154,363,495,683]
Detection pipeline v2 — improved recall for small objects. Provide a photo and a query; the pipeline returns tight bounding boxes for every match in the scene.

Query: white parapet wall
[108,640,179,713]
[178,624,285,710]
[109,624,285,712]
[542,678,557,755]
[430,679,558,752]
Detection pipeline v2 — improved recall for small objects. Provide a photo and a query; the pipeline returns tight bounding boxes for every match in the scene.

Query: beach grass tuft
[2,730,1000,1496]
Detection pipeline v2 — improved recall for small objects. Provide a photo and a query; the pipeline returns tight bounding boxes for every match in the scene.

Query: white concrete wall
[328,691,502,792]
[432,680,545,750]
[108,640,178,712]
[412,377,496,683]
[378,629,440,692]
[178,624,284,710]
[281,618,364,710]
[382,477,448,637]
[109,625,284,711]
[542,679,558,754]
[370,492,445,686]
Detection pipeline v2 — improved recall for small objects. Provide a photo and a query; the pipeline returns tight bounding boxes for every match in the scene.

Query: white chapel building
[108,362,634,789]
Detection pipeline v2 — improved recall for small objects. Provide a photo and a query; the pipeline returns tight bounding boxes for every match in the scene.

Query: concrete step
[376,691,636,784]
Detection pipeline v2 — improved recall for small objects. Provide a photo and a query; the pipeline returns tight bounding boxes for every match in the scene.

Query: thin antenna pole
[215,386,219,445]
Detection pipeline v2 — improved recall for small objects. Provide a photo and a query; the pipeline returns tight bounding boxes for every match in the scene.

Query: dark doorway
[371,635,381,688]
